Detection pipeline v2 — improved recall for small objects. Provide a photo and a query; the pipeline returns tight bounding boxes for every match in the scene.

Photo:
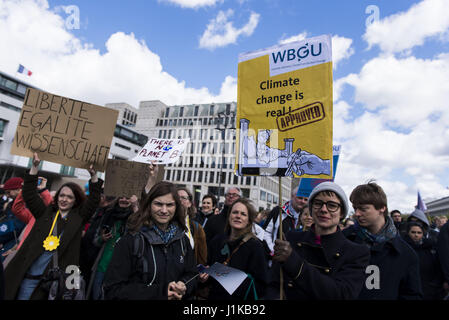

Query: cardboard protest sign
[236,34,333,178]
[297,145,341,198]
[104,159,165,199]
[203,262,248,295]
[10,88,118,171]
[133,138,189,164]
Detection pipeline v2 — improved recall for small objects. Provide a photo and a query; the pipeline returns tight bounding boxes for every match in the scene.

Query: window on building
[253,176,257,186]
[177,171,181,181]
[209,171,214,183]
[194,105,199,116]
[210,104,214,115]
[260,190,266,201]
[198,171,203,182]
[246,177,251,185]
[165,108,170,117]
[0,119,7,137]
[187,171,192,181]
[60,165,75,176]
[166,170,171,180]
[267,193,272,203]
[233,175,238,184]
[180,106,184,117]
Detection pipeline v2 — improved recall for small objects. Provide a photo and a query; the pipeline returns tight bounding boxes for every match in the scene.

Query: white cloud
[344,54,449,128]
[199,9,260,50]
[279,33,354,69]
[158,0,222,9]
[364,0,449,53]
[0,0,237,108]
[331,35,354,69]
[279,32,308,45]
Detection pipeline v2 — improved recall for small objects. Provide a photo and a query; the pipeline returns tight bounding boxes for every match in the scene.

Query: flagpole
[278,175,284,300]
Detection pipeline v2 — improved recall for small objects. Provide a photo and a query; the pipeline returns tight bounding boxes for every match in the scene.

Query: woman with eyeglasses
[177,187,207,266]
[267,182,370,300]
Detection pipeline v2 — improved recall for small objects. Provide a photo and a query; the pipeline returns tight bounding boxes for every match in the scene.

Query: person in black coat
[268,182,370,300]
[344,181,423,300]
[203,187,241,244]
[194,194,217,227]
[200,198,269,300]
[403,222,445,300]
[437,222,449,296]
[103,181,197,300]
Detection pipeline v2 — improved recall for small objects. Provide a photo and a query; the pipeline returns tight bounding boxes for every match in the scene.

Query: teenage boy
[343,181,423,299]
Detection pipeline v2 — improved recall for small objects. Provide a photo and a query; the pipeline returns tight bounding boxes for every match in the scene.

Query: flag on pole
[416,190,427,211]
[17,64,32,76]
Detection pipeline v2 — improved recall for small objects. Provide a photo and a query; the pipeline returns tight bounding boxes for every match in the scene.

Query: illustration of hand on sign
[286,150,330,177]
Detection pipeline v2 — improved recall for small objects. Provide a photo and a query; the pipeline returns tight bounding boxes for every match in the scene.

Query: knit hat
[308,181,349,221]
[3,177,24,191]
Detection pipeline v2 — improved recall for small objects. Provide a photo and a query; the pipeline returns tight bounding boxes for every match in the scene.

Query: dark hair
[52,182,87,211]
[224,198,257,237]
[390,209,401,217]
[407,221,424,233]
[127,181,186,232]
[350,181,388,217]
[202,194,218,208]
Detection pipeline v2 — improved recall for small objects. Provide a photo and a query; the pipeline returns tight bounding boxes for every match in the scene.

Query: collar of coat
[140,222,185,245]
[343,224,403,254]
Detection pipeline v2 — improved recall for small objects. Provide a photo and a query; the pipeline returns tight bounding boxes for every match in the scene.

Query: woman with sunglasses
[268,182,370,300]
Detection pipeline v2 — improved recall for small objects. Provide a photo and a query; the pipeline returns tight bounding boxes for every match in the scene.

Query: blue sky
[1,0,449,213]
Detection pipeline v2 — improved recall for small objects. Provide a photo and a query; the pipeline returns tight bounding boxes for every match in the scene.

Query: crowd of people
[0,152,448,300]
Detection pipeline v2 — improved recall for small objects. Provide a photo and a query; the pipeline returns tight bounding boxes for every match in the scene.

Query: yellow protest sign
[11,88,119,171]
[236,34,333,178]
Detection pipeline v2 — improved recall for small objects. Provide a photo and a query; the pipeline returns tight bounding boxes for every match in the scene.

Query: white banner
[133,138,189,164]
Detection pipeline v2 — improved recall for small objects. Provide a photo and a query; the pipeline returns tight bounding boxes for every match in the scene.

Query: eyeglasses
[312,199,341,213]
[179,196,190,201]
[225,193,239,198]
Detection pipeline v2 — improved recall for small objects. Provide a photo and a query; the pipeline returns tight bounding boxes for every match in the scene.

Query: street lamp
[215,111,236,206]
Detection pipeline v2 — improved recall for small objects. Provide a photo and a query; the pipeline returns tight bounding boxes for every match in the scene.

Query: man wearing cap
[267,181,370,299]
[343,181,422,299]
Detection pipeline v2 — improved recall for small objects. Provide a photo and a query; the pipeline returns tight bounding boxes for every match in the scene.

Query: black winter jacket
[203,205,231,244]
[343,225,423,300]
[267,228,370,300]
[103,224,197,300]
[207,233,269,300]
[404,235,445,300]
[437,223,449,283]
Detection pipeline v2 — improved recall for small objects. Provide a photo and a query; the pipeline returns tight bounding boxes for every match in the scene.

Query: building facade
[135,100,291,211]
[425,196,449,217]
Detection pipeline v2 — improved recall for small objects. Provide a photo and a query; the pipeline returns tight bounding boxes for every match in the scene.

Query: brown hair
[225,198,257,238]
[176,186,197,219]
[127,181,186,233]
[52,182,87,211]
[350,181,388,217]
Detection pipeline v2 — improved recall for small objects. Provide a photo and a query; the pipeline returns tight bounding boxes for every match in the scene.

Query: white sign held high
[133,138,190,164]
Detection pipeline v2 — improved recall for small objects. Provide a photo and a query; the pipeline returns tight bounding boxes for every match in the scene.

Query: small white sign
[204,262,248,295]
[133,138,190,164]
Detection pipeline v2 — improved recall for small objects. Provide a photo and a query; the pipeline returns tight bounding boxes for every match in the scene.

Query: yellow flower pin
[43,235,60,251]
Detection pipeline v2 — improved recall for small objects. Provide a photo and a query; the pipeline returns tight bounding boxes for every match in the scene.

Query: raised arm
[79,164,102,223]
[21,153,47,219]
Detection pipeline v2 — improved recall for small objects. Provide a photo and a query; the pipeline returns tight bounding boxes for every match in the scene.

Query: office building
[134,100,291,210]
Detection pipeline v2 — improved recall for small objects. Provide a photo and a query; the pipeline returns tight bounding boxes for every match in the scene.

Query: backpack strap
[133,232,151,285]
